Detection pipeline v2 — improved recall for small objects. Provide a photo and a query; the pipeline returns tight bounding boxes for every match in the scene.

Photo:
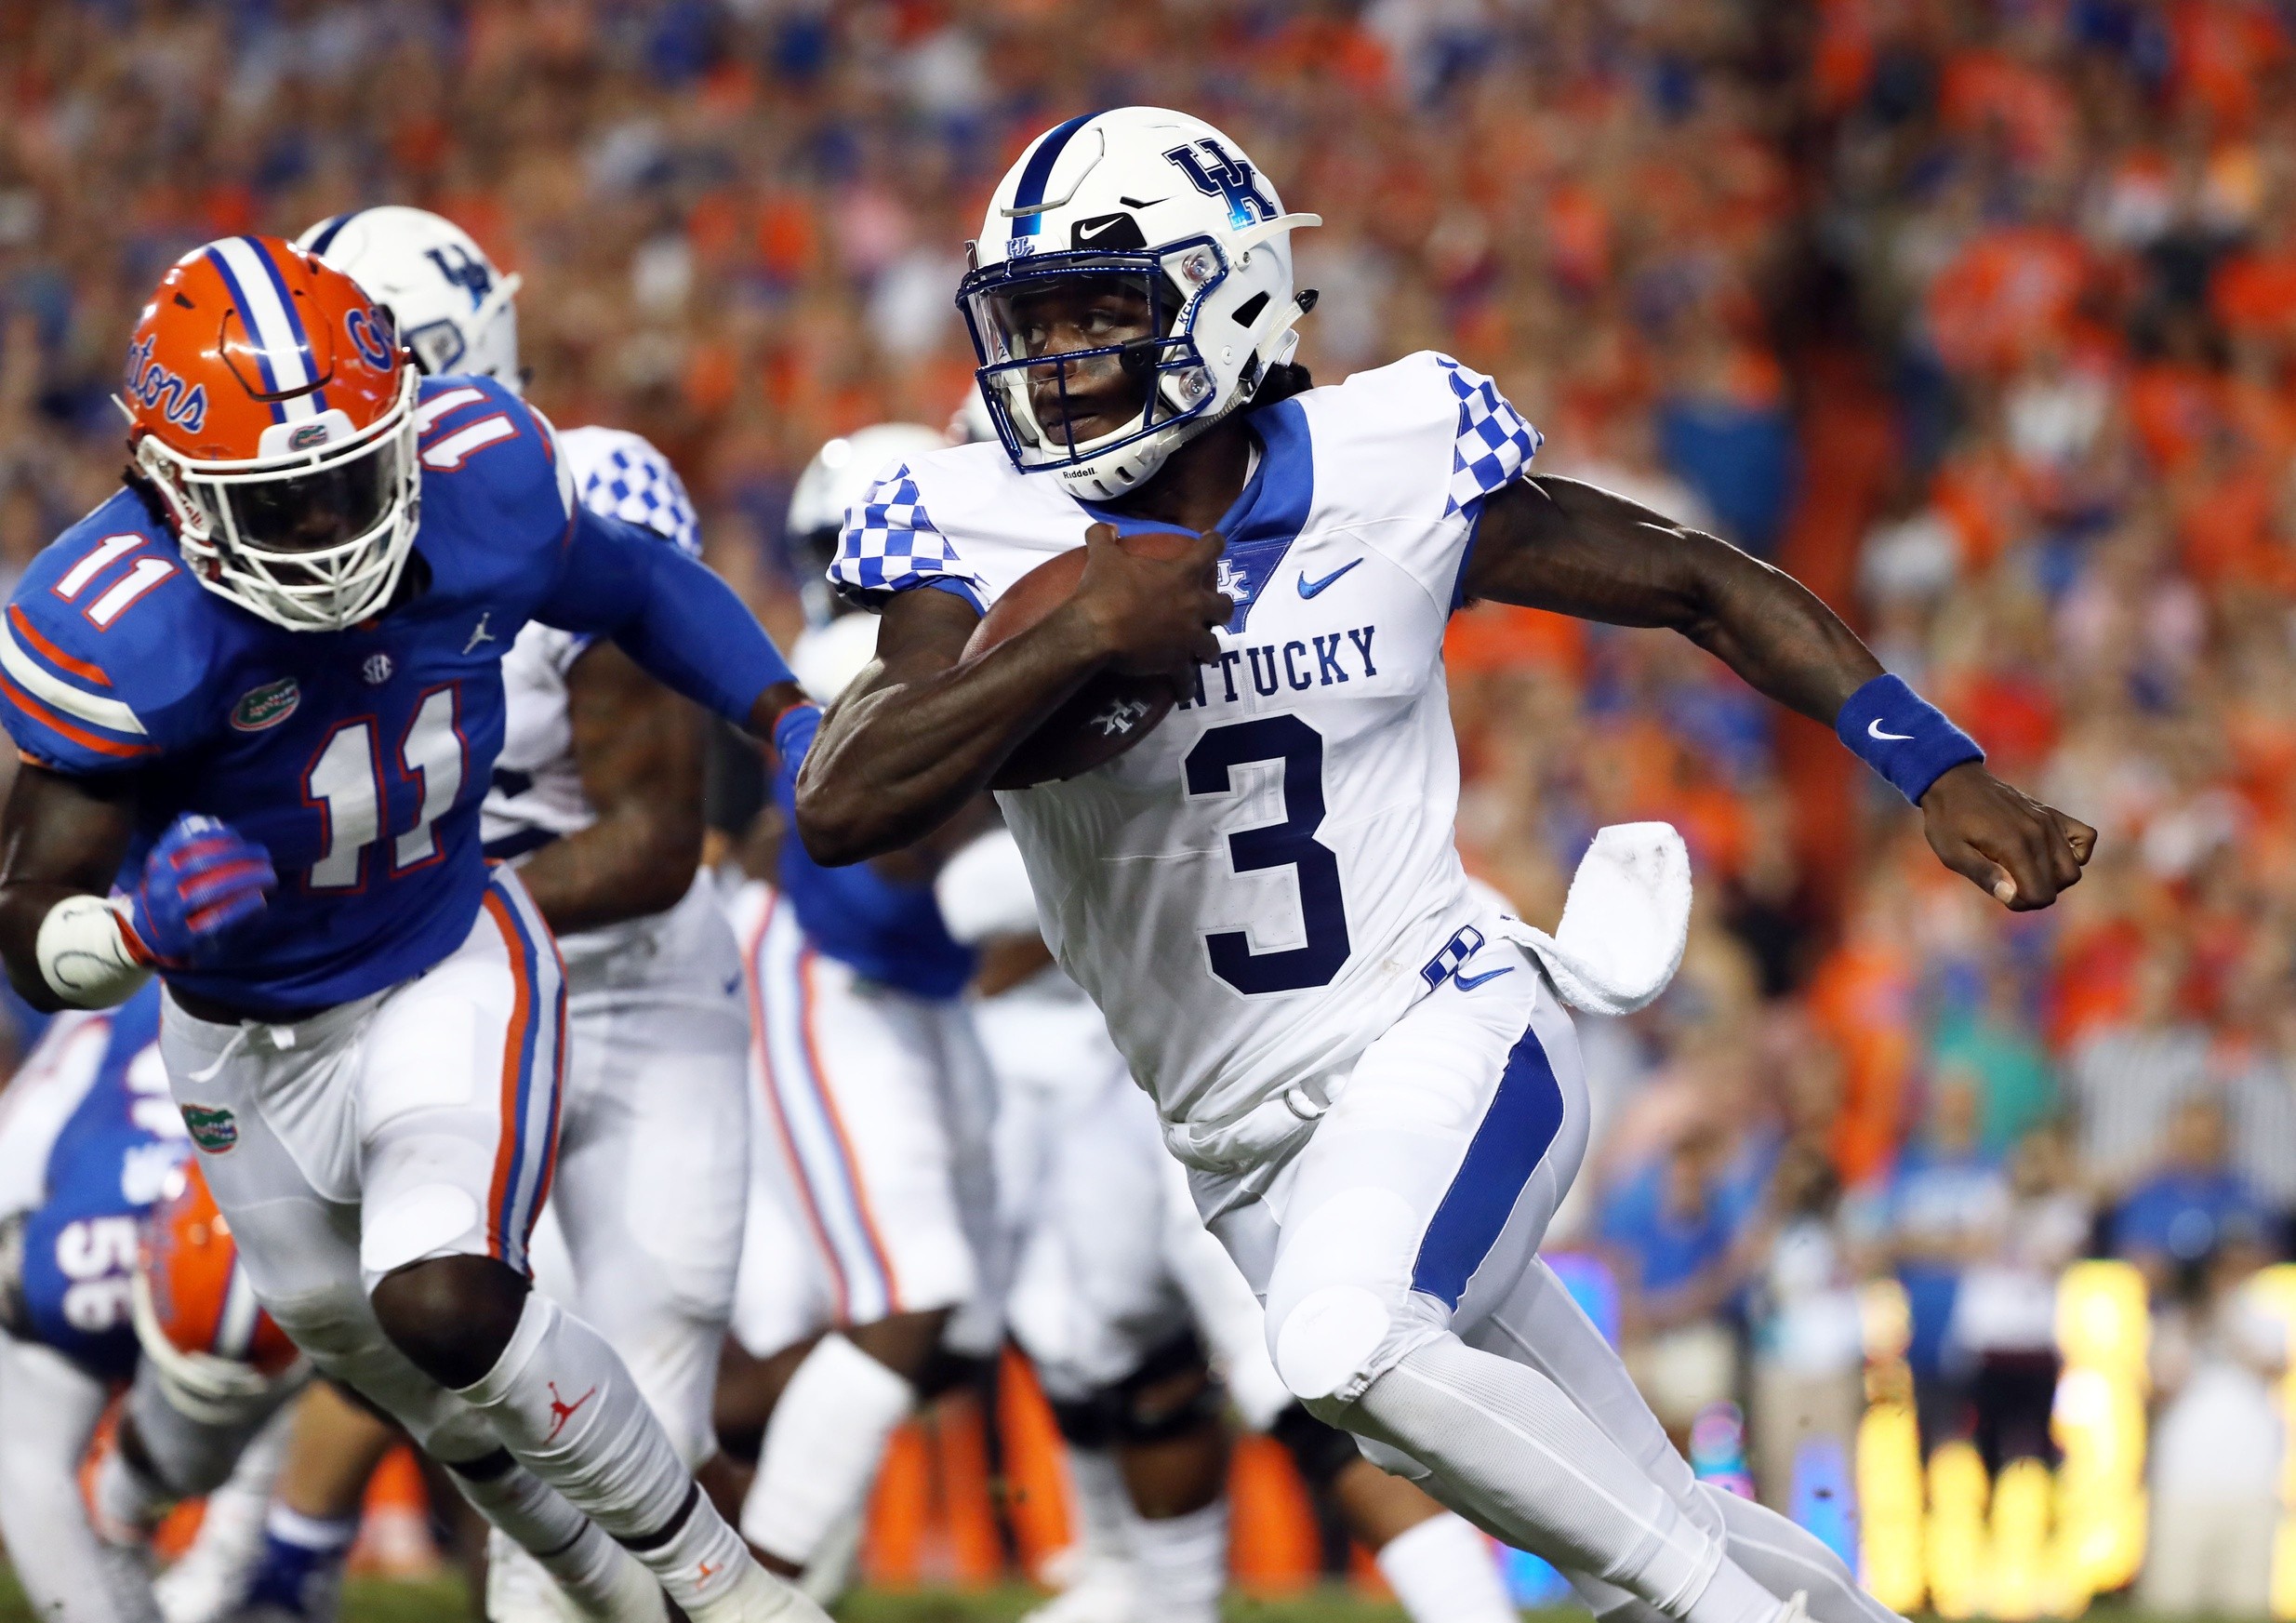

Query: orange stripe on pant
[747,894,855,1323]
[482,888,535,1266]
[793,941,905,1316]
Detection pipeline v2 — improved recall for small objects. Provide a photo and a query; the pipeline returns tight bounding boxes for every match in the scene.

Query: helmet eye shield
[958,237,1228,472]
[213,439,401,555]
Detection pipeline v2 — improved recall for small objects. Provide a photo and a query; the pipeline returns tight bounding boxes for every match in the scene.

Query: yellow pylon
[1927,1440,1989,1618]
[1857,1278,1925,1615]
[2241,1265,2296,1617]
[2053,1262,2148,1597]
[1858,1398,1927,1614]
[1987,1457,2057,1619]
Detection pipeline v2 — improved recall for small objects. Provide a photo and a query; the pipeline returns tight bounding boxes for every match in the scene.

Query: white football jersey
[480,424,701,860]
[831,352,1542,1137]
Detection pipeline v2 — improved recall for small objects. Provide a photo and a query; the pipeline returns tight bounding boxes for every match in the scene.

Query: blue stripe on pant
[1409,1021,1567,1310]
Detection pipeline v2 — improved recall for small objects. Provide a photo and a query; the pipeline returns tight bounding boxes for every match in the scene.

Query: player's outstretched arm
[793,524,1228,866]
[516,644,708,936]
[1465,475,2097,910]
[538,505,808,745]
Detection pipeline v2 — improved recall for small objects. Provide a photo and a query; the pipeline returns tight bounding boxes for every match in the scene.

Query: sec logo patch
[230,677,299,732]
[362,652,394,686]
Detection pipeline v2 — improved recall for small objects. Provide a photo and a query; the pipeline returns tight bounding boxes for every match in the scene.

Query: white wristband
[35,894,152,1009]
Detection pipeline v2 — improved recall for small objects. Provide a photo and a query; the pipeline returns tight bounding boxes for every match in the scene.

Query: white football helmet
[297,206,523,388]
[957,107,1319,500]
[789,422,948,622]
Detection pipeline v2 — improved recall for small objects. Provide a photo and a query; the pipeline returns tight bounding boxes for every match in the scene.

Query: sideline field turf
[0,1570,2186,1622]
[0,1571,1454,1622]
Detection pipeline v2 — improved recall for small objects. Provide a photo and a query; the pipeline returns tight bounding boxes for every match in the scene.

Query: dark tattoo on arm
[514,642,707,936]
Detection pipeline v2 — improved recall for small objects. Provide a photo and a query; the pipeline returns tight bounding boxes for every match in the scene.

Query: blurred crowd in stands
[8,0,2296,1605]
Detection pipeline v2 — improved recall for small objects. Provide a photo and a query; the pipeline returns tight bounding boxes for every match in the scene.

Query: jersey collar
[1073,399,1314,633]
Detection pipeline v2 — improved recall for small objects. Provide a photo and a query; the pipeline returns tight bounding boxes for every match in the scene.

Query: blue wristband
[771,702,823,806]
[1837,673,1984,805]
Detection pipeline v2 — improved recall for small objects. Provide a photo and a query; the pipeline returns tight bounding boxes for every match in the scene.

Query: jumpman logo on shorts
[545,1380,598,1443]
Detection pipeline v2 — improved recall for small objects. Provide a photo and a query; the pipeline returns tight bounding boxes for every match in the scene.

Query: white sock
[1376,1511,1520,1623]
[447,1454,660,1617]
[1119,1498,1227,1623]
[456,1294,753,1611]
[1570,1488,1897,1623]
[264,1504,357,1553]
[1701,1485,1901,1623]
[93,1441,173,1538]
[740,1332,916,1567]
[1061,1445,1137,1579]
[1352,1337,1783,1623]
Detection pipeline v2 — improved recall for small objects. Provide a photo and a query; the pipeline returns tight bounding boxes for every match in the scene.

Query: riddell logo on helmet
[123,335,208,434]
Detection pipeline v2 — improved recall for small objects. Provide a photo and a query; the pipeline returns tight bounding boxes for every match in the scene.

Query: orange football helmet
[132,1161,300,1419]
[123,234,420,632]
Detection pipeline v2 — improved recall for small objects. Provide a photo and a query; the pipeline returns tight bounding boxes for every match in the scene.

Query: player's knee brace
[1268,1401,1363,1493]
[1263,1188,1422,1403]
[1046,1332,1227,1449]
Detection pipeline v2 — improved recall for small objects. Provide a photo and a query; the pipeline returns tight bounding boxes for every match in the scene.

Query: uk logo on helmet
[1162,140,1280,230]
[425,243,494,309]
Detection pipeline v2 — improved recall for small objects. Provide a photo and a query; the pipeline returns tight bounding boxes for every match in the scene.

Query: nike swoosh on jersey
[1297,560,1362,599]
[1453,964,1516,991]
[1866,719,1914,741]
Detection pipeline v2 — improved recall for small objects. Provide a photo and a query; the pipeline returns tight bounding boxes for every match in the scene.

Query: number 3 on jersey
[1186,716,1352,994]
[302,685,465,890]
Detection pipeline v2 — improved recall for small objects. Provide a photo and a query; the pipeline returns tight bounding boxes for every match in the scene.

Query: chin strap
[1246,290,1320,395]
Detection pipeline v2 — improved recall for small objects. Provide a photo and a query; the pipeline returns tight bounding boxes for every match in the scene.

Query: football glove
[125,815,276,966]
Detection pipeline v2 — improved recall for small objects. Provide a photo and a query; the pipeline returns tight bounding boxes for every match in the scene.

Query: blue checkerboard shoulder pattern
[1437,355,1543,518]
[560,426,700,557]
[830,463,983,606]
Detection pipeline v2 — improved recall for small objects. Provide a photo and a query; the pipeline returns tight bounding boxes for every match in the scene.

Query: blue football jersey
[0,378,669,1015]
[5,986,182,1380]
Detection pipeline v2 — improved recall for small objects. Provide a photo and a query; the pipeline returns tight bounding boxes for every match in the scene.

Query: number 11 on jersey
[302,685,465,891]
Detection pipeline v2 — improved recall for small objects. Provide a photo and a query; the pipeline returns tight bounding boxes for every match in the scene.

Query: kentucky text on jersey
[830,352,1543,1131]
[1176,625,1378,709]
[1,378,785,1016]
